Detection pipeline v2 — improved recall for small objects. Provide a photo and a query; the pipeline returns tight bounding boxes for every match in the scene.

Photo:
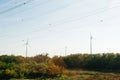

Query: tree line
[0,54,66,79]
[0,53,120,79]
[63,53,120,71]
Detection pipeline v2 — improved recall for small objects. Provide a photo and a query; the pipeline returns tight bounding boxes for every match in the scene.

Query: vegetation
[10,70,120,80]
[0,53,120,79]
[63,53,120,71]
[0,54,65,79]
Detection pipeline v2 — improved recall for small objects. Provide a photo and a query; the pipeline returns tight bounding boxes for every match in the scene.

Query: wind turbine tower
[25,39,29,58]
[90,33,93,54]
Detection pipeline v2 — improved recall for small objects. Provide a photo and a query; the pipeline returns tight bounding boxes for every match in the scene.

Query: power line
[0,0,80,22]
[0,0,14,7]
[1,0,51,17]
[0,0,33,15]
[0,1,120,41]
[52,3,120,27]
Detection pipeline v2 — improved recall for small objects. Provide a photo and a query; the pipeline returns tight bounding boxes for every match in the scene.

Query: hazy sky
[0,0,120,57]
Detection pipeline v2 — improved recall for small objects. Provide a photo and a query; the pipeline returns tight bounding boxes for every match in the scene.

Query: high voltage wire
[0,0,51,17]
[0,0,81,26]
[31,3,120,35]
[0,6,120,40]
[0,0,16,13]
[0,0,62,18]
[0,0,14,7]
[26,0,81,19]
[0,0,120,55]
[0,0,33,15]
[0,0,120,56]
[0,0,119,22]
[4,0,80,20]
[0,0,53,25]
[7,0,120,28]
[0,1,120,40]
[27,3,120,35]
[52,3,120,27]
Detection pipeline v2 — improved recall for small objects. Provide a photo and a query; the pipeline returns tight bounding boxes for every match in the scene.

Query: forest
[0,53,120,80]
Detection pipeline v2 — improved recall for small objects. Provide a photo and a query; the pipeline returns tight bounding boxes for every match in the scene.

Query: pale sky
[0,0,120,57]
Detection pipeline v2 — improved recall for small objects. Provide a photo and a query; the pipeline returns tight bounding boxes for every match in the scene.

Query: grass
[11,70,120,80]
[64,69,120,80]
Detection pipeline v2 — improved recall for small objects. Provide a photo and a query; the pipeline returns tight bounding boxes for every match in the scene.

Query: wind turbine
[90,33,93,54]
[25,39,29,58]
[22,39,29,58]
[65,46,67,56]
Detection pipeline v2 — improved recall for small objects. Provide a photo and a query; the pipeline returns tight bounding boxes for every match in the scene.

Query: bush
[63,53,120,71]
